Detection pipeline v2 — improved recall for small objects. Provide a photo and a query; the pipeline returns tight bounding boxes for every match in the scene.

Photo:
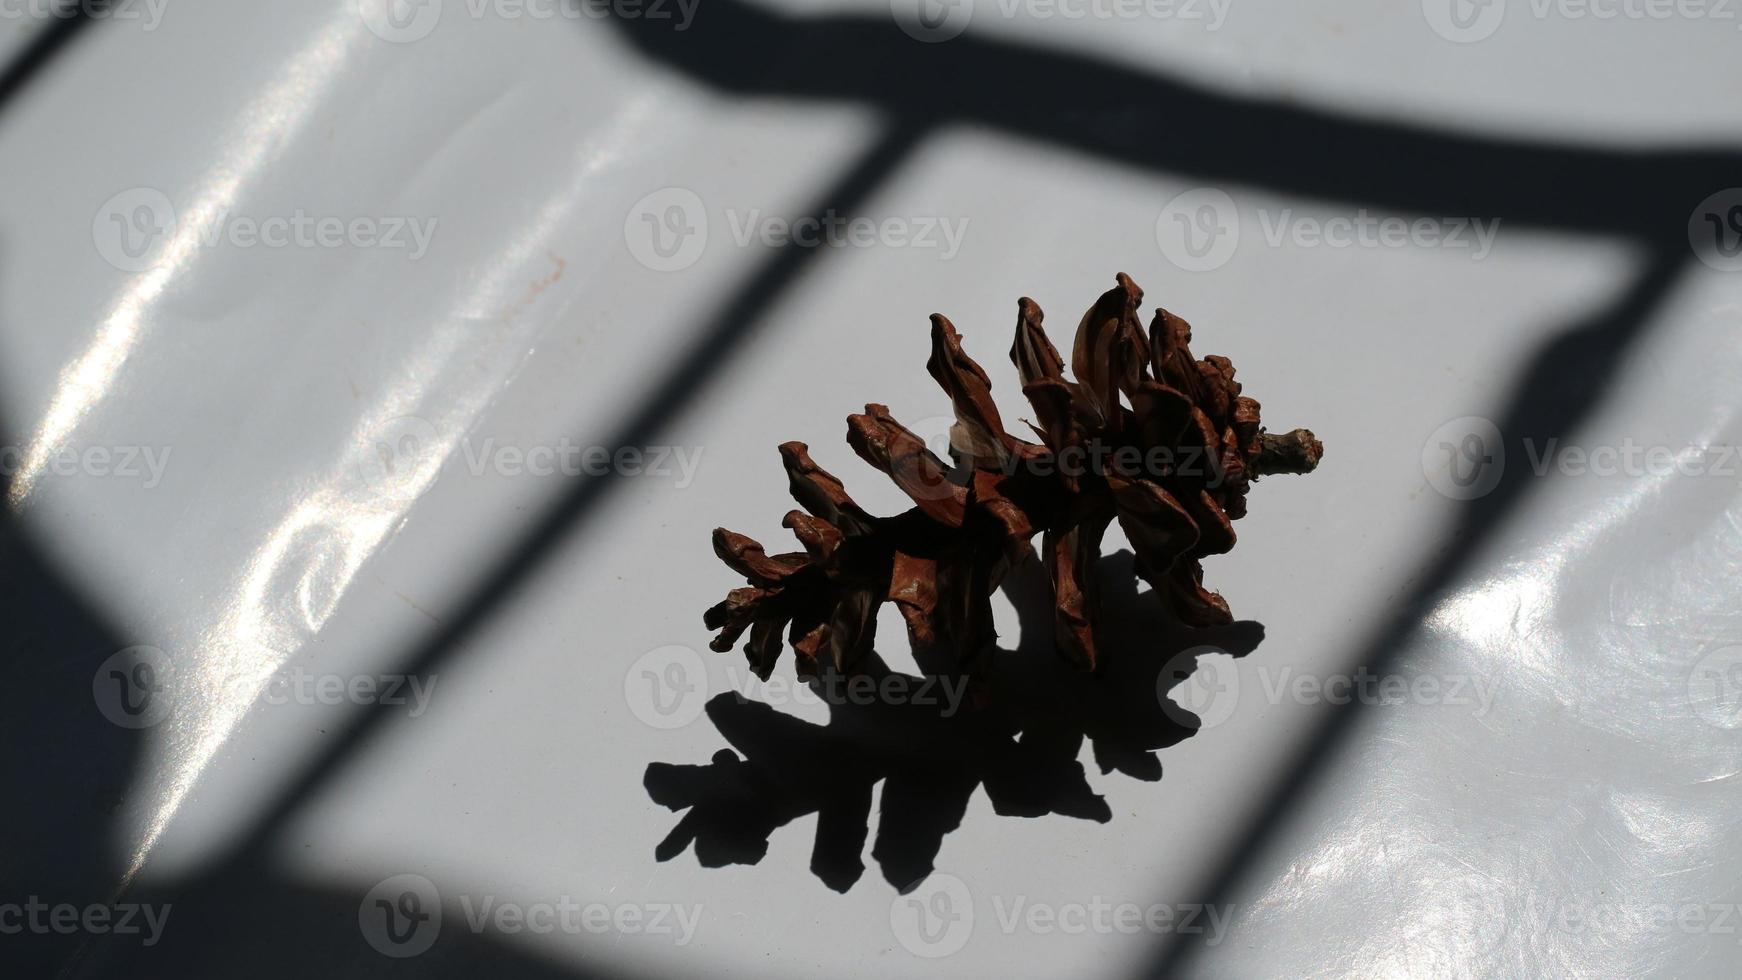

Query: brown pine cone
[705,273,1321,679]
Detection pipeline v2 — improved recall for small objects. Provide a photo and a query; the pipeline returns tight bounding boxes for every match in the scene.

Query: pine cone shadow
[643,549,1263,893]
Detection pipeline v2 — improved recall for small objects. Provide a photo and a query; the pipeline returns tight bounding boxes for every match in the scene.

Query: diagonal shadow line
[1142,246,1693,979]
[603,0,1740,243]
[175,119,931,868]
[0,5,98,118]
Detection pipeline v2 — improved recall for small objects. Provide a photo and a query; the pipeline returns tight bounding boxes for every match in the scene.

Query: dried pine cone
[706,273,1321,679]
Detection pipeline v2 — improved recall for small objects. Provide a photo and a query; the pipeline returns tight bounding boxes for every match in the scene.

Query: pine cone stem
[1250,428,1324,477]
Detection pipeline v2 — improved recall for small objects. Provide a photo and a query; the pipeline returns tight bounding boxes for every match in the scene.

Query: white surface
[1,0,1739,977]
